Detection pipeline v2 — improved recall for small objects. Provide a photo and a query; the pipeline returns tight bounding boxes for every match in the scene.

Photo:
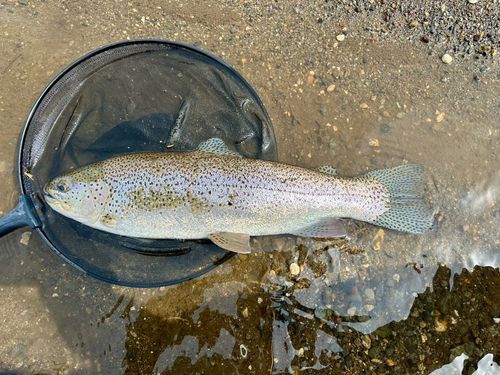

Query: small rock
[307,75,314,84]
[362,335,371,349]
[20,232,32,246]
[273,238,286,251]
[436,112,445,122]
[435,320,448,332]
[393,274,400,283]
[360,103,368,109]
[327,84,335,92]
[382,111,390,117]
[336,34,345,42]
[442,54,453,64]
[347,307,357,316]
[396,112,405,119]
[4,166,14,177]
[380,123,391,133]
[258,297,263,304]
[422,35,430,43]
[468,0,478,3]
[364,288,375,300]
[409,20,419,28]
[386,359,395,367]
[289,263,300,276]
[364,304,374,312]
[368,346,382,359]
[315,307,326,319]
[242,307,249,318]
[230,27,237,34]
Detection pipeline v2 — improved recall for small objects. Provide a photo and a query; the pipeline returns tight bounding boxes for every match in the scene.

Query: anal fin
[290,219,346,238]
[208,232,251,254]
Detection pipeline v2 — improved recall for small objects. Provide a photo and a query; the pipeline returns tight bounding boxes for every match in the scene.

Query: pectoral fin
[208,232,251,253]
[100,213,119,228]
[290,219,346,238]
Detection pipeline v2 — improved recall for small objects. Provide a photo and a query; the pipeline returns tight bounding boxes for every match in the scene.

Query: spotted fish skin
[44,139,436,252]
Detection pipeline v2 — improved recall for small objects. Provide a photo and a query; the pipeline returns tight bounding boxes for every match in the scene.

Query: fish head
[44,168,110,224]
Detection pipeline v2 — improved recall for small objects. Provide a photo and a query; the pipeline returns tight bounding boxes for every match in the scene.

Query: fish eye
[57,180,69,192]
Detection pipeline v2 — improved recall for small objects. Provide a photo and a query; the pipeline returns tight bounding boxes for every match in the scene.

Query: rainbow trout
[44,138,436,253]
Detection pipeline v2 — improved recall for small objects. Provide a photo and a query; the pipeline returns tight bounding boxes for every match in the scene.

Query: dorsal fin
[197,138,242,157]
[316,165,337,175]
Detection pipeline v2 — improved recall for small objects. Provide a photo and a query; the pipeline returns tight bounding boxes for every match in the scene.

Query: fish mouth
[44,194,62,208]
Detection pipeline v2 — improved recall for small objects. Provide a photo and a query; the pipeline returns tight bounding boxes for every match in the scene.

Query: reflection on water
[462,171,500,214]
[118,238,500,374]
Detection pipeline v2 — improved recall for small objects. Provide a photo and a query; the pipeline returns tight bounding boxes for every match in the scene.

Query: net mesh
[19,41,276,287]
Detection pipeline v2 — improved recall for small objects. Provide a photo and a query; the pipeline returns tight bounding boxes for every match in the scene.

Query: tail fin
[361,164,437,234]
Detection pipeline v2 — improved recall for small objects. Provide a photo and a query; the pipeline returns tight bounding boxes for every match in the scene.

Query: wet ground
[1,0,500,374]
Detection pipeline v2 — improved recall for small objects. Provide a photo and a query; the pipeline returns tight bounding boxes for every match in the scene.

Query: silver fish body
[44,139,436,253]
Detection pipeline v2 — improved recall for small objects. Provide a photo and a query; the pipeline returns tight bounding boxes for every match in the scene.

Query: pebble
[386,359,395,367]
[314,307,326,319]
[362,335,371,349]
[436,112,445,122]
[364,304,374,312]
[380,123,391,133]
[393,273,400,283]
[327,84,335,92]
[242,307,249,318]
[409,20,419,28]
[347,307,357,316]
[289,263,300,276]
[364,288,375,300]
[272,238,286,251]
[360,103,368,109]
[4,166,14,177]
[435,320,447,332]
[468,0,478,3]
[307,75,314,84]
[20,232,32,246]
[442,54,453,64]
[336,34,345,42]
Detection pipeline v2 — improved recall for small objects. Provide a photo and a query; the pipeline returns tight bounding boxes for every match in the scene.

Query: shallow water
[1,0,500,374]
